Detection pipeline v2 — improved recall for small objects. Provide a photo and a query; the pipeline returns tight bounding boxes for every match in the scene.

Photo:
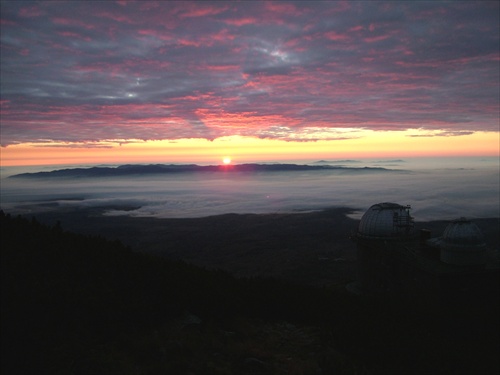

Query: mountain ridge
[10,163,401,178]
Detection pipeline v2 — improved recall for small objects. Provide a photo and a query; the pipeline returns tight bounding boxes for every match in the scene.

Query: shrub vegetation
[1,211,498,374]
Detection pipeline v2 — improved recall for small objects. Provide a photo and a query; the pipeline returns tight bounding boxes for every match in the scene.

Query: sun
[222,157,232,165]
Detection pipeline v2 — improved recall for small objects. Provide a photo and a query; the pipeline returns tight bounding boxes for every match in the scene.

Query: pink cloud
[0,18,17,26]
[201,64,240,72]
[210,29,236,42]
[137,29,174,41]
[176,38,203,47]
[363,34,391,43]
[264,2,303,16]
[116,0,128,6]
[176,3,228,18]
[94,11,135,24]
[51,17,96,30]
[349,25,364,33]
[18,5,44,18]
[175,28,238,48]
[324,31,350,42]
[57,31,92,42]
[223,17,258,27]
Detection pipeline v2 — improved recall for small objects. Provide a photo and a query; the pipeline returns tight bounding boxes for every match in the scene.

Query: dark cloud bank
[1,1,498,145]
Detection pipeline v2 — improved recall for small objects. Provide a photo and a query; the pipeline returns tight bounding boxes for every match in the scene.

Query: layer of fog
[1,158,498,222]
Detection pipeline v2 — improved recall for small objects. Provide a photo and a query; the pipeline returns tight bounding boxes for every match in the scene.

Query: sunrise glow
[0,131,499,167]
[0,130,497,167]
[0,1,498,167]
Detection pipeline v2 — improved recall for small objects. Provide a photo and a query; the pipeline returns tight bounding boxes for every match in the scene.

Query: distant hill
[10,163,397,178]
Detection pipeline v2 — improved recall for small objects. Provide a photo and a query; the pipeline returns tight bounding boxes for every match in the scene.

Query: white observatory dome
[439,218,487,266]
[357,202,413,239]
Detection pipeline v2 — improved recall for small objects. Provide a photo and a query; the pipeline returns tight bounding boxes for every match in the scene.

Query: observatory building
[430,217,487,266]
[354,203,499,309]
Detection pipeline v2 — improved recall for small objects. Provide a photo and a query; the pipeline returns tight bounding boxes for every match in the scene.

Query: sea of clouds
[1,158,498,222]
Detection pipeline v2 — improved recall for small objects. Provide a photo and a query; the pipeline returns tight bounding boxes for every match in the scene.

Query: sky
[1,0,499,166]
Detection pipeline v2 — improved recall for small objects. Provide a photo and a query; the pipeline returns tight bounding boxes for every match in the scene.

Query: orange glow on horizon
[0,131,498,167]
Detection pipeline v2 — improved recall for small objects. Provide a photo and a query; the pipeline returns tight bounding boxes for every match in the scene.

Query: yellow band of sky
[1,130,498,167]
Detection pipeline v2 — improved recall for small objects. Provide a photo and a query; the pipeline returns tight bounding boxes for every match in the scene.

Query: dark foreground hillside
[9,205,499,289]
[1,211,499,374]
